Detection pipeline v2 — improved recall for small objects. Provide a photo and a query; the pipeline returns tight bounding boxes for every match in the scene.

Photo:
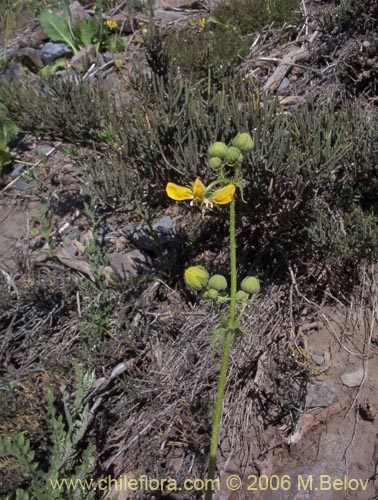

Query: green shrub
[1,71,377,292]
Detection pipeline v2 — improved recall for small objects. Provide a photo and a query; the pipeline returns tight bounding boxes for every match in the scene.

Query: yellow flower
[198,17,206,32]
[166,178,235,208]
[106,19,118,29]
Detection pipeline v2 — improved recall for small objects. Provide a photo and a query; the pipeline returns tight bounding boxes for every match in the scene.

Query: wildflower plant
[166,132,260,499]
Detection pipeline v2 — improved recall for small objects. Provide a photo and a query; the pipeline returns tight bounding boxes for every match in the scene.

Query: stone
[0,259,18,274]
[153,9,188,25]
[311,352,324,366]
[13,47,44,72]
[10,163,26,179]
[70,44,98,73]
[122,216,178,254]
[37,145,54,156]
[18,22,47,49]
[41,42,71,65]
[155,0,201,7]
[69,1,90,23]
[123,226,156,252]
[16,179,31,192]
[0,62,25,84]
[278,77,290,92]
[306,381,337,408]
[341,367,364,387]
[153,216,176,246]
[108,249,149,280]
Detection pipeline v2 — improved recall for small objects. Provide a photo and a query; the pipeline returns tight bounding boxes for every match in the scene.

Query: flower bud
[236,290,248,302]
[208,289,219,300]
[208,274,227,291]
[232,133,254,152]
[225,146,242,164]
[234,152,244,167]
[184,266,209,291]
[208,142,228,159]
[240,276,260,294]
[209,157,223,170]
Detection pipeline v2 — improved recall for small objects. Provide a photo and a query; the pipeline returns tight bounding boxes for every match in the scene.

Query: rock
[62,244,78,257]
[310,352,324,365]
[153,9,188,25]
[100,71,125,95]
[70,44,98,73]
[108,249,149,280]
[341,367,364,387]
[0,62,25,84]
[0,259,18,274]
[37,145,53,156]
[122,216,178,254]
[41,42,71,65]
[153,216,176,246]
[155,0,202,7]
[16,179,31,192]
[122,226,156,252]
[306,381,337,408]
[323,350,331,364]
[69,1,90,23]
[278,77,290,92]
[19,23,47,49]
[13,47,44,72]
[10,163,26,179]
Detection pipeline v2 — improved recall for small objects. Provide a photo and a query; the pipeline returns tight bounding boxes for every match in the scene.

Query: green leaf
[0,121,19,148]
[39,57,69,78]
[79,19,95,48]
[39,11,78,53]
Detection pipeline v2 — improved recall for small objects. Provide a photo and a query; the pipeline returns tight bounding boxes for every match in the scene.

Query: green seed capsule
[209,157,223,170]
[208,289,219,300]
[225,146,241,164]
[208,274,228,291]
[240,276,260,294]
[208,142,228,159]
[232,133,254,152]
[236,290,248,302]
[184,266,209,291]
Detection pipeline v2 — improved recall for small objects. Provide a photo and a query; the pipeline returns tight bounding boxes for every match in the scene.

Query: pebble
[340,367,364,388]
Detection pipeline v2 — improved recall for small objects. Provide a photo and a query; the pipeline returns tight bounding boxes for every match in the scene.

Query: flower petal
[166,182,194,201]
[210,184,236,204]
[192,178,206,200]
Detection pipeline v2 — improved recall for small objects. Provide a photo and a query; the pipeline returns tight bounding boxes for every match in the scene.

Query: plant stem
[206,198,237,499]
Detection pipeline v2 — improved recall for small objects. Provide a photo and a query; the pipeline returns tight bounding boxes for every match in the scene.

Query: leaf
[0,121,19,148]
[39,11,78,53]
[79,19,95,48]
[39,57,70,78]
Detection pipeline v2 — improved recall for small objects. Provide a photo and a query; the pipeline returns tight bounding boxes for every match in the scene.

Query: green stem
[206,198,237,500]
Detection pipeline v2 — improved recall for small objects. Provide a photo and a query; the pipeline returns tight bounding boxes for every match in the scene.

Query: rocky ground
[1,1,378,499]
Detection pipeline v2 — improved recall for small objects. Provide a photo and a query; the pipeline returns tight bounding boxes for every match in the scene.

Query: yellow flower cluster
[106,19,118,29]
[198,17,206,32]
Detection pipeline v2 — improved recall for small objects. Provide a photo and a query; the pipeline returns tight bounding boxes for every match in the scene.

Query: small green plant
[0,103,19,177]
[0,366,97,500]
[79,200,115,340]
[39,0,109,54]
[166,132,259,499]
[25,167,55,254]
